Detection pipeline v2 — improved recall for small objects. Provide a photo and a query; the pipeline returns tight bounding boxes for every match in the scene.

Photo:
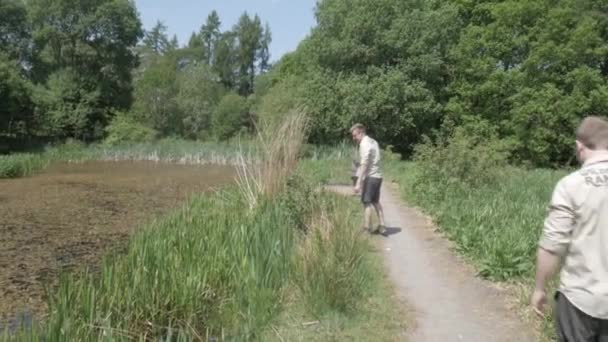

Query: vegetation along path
[329,184,536,341]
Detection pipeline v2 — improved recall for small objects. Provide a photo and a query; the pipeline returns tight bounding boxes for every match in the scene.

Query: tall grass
[386,161,565,280]
[295,195,371,314]
[237,111,308,207]
[0,153,48,178]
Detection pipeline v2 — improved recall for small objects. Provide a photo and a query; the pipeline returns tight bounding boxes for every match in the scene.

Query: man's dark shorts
[361,177,382,204]
[556,292,608,342]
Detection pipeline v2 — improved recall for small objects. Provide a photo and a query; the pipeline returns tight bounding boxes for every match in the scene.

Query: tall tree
[143,20,170,54]
[28,0,142,139]
[168,34,179,51]
[235,12,263,95]
[0,54,34,136]
[132,54,181,135]
[200,10,221,65]
[213,31,238,89]
[187,31,201,49]
[258,22,272,73]
[0,0,30,63]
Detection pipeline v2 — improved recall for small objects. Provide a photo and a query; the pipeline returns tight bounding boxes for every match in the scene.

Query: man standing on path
[350,123,387,235]
[532,116,608,341]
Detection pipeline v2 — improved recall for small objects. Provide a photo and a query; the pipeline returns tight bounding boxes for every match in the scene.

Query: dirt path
[328,184,537,342]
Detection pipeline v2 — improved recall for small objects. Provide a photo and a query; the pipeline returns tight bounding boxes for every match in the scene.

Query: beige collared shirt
[357,135,382,180]
[540,154,608,319]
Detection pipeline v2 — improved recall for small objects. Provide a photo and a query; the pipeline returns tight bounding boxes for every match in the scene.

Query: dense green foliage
[261,0,608,166]
[5,0,605,165]
[0,0,142,142]
[0,1,272,150]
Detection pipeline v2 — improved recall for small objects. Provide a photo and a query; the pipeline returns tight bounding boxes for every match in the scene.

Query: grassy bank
[5,121,403,340]
[7,174,403,340]
[384,159,565,339]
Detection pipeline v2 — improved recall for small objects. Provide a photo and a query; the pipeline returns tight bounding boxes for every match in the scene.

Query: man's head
[575,116,608,163]
[350,123,366,144]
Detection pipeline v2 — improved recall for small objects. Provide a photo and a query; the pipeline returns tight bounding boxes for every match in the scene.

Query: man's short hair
[350,123,366,134]
[576,116,608,150]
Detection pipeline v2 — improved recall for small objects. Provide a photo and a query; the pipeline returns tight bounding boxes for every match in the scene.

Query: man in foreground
[350,124,387,235]
[531,116,608,341]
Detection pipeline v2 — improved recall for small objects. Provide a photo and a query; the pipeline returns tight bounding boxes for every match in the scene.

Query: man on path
[531,116,608,341]
[350,124,387,235]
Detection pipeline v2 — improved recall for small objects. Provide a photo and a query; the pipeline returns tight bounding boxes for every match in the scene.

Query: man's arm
[534,248,561,291]
[355,140,371,190]
[531,181,575,315]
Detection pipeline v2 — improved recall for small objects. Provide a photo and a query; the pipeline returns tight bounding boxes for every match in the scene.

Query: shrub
[413,125,511,187]
[104,112,158,146]
[212,93,250,141]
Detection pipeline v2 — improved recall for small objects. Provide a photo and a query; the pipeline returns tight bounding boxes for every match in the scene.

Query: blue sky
[134,0,318,62]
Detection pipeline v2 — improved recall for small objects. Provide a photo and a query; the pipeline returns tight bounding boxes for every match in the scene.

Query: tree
[200,10,221,65]
[132,55,181,136]
[176,64,226,139]
[0,54,34,136]
[28,0,143,139]
[258,23,272,73]
[0,0,30,63]
[168,34,179,52]
[188,31,201,49]
[447,0,608,166]
[143,20,170,54]
[234,13,264,96]
[213,31,238,89]
[212,93,249,140]
[262,0,452,155]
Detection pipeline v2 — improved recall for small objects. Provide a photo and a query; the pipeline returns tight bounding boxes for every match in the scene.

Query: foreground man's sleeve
[539,180,575,256]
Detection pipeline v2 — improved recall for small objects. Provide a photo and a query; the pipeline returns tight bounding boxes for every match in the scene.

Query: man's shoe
[377,225,387,235]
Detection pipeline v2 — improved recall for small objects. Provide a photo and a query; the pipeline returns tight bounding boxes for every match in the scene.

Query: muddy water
[0,161,236,324]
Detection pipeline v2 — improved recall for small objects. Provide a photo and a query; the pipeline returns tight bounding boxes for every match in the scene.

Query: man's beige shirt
[357,135,382,180]
[540,155,608,319]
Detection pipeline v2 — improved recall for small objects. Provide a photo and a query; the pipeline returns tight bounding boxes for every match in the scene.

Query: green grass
[384,160,566,340]
[261,188,407,342]
[384,161,565,280]
[0,153,49,178]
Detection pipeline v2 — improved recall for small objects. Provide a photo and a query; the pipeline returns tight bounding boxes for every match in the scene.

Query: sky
[134,0,318,62]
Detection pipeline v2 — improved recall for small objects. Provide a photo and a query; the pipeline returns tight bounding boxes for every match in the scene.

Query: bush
[255,76,302,128]
[104,112,158,146]
[413,125,511,187]
[212,93,250,140]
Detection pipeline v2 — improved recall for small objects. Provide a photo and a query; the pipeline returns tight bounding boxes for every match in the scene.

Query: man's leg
[556,292,598,342]
[364,203,374,231]
[599,318,608,342]
[371,178,386,233]
[373,202,386,227]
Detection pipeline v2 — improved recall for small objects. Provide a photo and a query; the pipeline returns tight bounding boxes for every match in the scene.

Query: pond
[0,161,236,324]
